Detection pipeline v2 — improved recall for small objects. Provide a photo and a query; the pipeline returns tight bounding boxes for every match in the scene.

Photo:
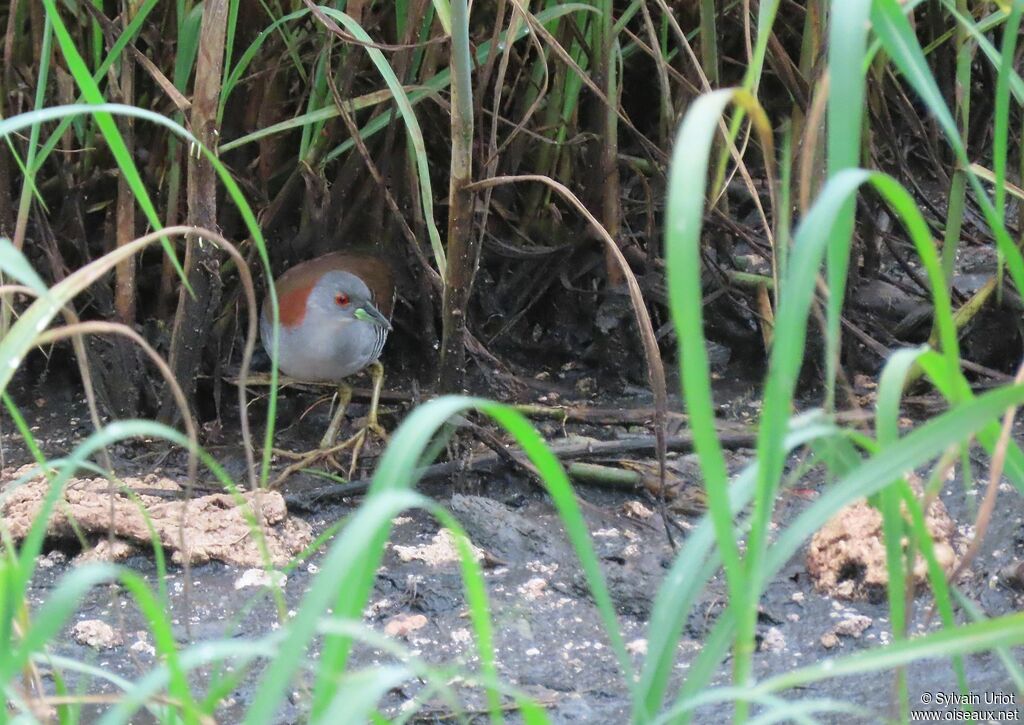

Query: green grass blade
[823,0,870,409]
[664,88,747,613]
[992,3,1022,223]
[30,0,162,178]
[871,0,1024,303]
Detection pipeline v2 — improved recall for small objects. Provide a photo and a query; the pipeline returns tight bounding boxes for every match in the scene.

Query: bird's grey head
[307,270,391,330]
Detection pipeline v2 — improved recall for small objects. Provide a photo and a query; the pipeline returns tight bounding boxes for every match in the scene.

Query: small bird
[260,252,395,481]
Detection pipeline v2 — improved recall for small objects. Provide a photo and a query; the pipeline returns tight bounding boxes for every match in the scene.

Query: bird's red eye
[335,292,350,307]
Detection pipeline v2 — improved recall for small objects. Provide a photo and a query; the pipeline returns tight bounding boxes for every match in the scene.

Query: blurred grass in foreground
[1,0,1024,722]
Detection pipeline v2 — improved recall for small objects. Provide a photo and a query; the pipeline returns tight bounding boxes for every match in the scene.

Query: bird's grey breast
[261,315,386,381]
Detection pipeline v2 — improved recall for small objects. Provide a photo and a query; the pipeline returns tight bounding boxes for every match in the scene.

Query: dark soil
[4,362,1024,723]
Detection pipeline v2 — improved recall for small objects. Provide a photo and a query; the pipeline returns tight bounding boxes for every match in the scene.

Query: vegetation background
[1,0,1024,722]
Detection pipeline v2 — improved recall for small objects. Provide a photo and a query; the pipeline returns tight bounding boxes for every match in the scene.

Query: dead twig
[284,429,757,509]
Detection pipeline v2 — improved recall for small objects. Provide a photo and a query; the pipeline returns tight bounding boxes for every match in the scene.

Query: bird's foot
[336,419,389,479]
[268,420,388,487]
[269,365,389,486]
[269,439,357,487]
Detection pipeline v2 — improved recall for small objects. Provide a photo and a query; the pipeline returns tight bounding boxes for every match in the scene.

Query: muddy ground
[4,363,1024,724]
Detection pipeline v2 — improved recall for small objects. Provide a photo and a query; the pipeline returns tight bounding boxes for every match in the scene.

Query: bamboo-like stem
[4,3,43,340]
[438,0,476,392]
[114,0,136,325]
[595,0,622,286]
[163,0,228,420]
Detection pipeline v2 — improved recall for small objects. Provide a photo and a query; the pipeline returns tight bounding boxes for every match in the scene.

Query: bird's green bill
[355,305,392,331]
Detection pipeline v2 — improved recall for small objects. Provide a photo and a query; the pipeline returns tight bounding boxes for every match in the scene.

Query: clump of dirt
[72,619,122,650]
[819,611,874,650]
[806,483,958,601]
[0,465,312,567]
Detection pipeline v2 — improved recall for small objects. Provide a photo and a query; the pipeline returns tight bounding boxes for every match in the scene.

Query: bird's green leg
[365,361,387,438]
[319,383,353,449]
[337,362,388,477]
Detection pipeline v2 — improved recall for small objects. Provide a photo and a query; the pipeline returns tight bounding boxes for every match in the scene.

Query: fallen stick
[512,403,687,425]
[283,429,757,509]
[226,373,412,404]
[227,373,688,426]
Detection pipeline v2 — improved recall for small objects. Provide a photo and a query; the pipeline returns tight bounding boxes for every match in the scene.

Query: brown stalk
[439,0,477,392]
[786,0,821,176]
[474,0,507,123]
[163,0,229,423]
[158,139,184,320]
[113,0,136,325]
[652,0,773,249]
[742,0,754,70]
[638,0,673,146]
[0,151,10,242]
[10,2,41,254]
[766,31,809,109]
[2,1,19,124]
[473,3,546,298]
[346,0,365,23]
[798,72,829,215]
[464,174,669,507]
[480,5,549,168]
[755,282,775,350]
[589,2,623,287]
